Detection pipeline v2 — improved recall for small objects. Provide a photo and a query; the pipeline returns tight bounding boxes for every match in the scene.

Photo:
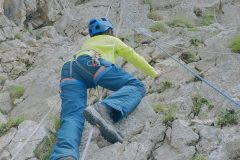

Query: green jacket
[75,35,158,78]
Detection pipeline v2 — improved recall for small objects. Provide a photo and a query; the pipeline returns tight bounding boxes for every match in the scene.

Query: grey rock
[208,126,240,160]
[0,29,6,41]
[190,119,215,126]
[225,136,240,159]
[209,149,229,160]
[7,120,48,160]
[0,112,7,124]
[86,119,166,160]
[134,28,153,44]
[0,15,15,28]
[28,158,38,160]
[3,0,26,26]
[10,61,27,79]
[153,143,196,160]
[171,120,199,149]
[25,38,38,47]
[34,26,61,40]
[0,128,17,152]
[24,0,37,13]
[0,92,12,113]
[0,0,3,15]
[155,36,186,55]
[196,125,222,155]
[0,150,11,160]
[135,46,155,62]
[82,96,166,160]
[2,26,15,39]
[153,144,182,160]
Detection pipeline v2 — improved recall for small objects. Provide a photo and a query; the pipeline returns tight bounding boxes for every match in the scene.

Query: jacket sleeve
[114,37,158,78]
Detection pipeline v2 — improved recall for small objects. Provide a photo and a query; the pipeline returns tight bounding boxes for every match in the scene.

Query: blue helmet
[88,18,113,37]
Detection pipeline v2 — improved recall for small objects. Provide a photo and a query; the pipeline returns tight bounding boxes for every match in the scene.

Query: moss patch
[162,106,176,126]
[151,103,176,126]
[152,103,164,113]
[217,109,239,127]
[34,116,60,159]
[190,38,204,48]
[228,34,240,53]
[192,154,207,160]
[0,117,24,137]
[161,81,173,90]
[9,85,25,105]
[179,50,201,64]
[200,11,215,26]
[155,80,174,93]
[15,32,23,40]
[144,0,154,11]
[192,96,213,116]
[36,32,44,40]
[148,11,162,21]
[150,22,168,33]
[188,27,199,32]
[168,17,194,28]
[34,134,56,159]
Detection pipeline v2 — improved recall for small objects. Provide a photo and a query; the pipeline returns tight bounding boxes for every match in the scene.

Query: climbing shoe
[58,156,75,160]
[84,103,123,143]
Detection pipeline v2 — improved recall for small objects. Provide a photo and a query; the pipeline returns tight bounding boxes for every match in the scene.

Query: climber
[50,17,159,160]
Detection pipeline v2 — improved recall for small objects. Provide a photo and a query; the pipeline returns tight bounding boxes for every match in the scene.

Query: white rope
[81,2,240,160]
[124,2,240,107]
[105,0,115,18]
[11,100,60,160]
[81,127,94,160]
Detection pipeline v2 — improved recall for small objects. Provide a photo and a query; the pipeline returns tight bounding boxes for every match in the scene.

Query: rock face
[6,120,48,160]
[152,120,199,160]
[0,0,240,159]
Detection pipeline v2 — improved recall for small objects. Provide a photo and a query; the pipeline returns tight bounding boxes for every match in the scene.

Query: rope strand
[135,28,240,108]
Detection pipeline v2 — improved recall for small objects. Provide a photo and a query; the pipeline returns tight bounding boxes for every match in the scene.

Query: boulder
[0,128,17,152]
[7,120,48,160]
[153,144,193,160]
[170,120,199,149]
[196,125,222,155]
[0,92,12,113]
[0,111,7,124]
[3,0,26,26]
[155,119,199,159]
[0,150,11,160]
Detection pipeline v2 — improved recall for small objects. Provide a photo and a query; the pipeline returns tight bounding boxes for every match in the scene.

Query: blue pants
[50,55,145,160]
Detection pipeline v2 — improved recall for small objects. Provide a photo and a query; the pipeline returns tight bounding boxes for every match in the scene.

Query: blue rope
[137,29,240,108]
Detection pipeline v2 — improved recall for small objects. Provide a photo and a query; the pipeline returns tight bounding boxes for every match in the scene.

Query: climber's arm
[114,38,158,78]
